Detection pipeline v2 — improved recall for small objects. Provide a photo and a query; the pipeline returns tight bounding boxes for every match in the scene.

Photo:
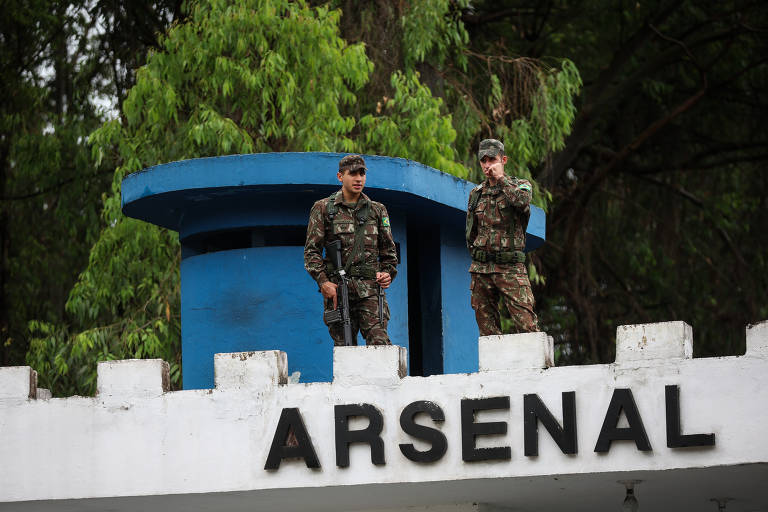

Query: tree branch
[0,168,113,202]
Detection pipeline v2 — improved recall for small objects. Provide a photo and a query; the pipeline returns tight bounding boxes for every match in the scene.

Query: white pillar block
[97,359,170,398]
[746,320,768,357]
[0,366,37,400]
[214,351,288,390]
[478,332,553,371]
[615,321,693,363]
[36,388,52,400]
[333,345,407,386]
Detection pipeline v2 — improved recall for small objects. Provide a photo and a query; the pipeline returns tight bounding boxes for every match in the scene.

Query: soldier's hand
[321,281,339,309]
[481,160,503,180]
[488,162,505,181]
[376,272,392,289]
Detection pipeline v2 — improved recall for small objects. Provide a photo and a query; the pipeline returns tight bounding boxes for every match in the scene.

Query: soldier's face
[338,167,367,195]
[480,154,507,176]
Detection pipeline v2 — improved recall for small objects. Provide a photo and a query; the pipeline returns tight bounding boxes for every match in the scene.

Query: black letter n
[524,392,577,456]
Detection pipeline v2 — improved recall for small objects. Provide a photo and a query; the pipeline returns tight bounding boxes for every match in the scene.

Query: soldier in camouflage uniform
[466,139,539,336]
[304,154,398,346]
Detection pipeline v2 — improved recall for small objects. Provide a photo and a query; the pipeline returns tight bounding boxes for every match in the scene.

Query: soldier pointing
[466,139,539,335]
[304,155,398,346]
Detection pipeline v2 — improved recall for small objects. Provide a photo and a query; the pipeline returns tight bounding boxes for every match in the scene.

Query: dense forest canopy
[1,0,765,395]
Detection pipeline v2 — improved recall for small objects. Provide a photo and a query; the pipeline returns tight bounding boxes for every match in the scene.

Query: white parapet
[746,320,768,357]
[0,366,37,400]
[214,350,288,389]
[2,322,768,512]
[478,332,554,371]
[615,321,693,363]
[96,359,169,399]
[333,344,407,386]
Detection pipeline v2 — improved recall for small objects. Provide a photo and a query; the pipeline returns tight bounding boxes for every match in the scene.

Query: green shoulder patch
[382,216,390,227]
[518,182,532,192]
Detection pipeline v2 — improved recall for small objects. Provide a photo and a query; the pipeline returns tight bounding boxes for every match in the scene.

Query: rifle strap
[327,192,371,275]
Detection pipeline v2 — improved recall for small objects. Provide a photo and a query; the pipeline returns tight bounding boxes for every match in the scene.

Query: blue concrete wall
[440,223,478,374]
[388,215,409,353]
[181,247,323,387]
[180,208,409,389]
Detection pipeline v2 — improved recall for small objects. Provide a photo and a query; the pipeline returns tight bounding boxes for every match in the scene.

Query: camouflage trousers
[324,293,391,347]
[470,271,539,336]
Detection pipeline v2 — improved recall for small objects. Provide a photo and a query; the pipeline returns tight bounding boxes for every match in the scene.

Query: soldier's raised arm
[499,176,533,211]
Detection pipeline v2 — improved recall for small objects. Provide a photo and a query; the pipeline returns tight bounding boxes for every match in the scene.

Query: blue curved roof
[121,152,545,250]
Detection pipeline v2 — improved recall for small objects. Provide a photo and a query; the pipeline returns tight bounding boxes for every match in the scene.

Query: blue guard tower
[121,153,545,389]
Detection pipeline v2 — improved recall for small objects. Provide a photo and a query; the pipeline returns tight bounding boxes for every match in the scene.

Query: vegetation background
[2,0,766,395]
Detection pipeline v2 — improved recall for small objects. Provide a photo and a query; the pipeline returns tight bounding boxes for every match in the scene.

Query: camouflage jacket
[466,175,532,274]
[304,191,398,298]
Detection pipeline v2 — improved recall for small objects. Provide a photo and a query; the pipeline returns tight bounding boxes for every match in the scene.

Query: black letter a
[264,408,320,470]
[594,389,651,452]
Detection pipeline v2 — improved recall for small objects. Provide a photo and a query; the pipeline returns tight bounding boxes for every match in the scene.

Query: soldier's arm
[304,201,330,286]
[377,205,398,281]
[465,188,479,251]
[499,176,533,210]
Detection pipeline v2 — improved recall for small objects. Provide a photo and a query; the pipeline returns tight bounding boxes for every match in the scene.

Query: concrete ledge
[478,332,553,371]
[746,320,768,357]
[36,388,52,400]
[333,345,407,386]
[97,359,170,398]
[615,321,693,363]
[214,351,288,389]
[0,366,37,400]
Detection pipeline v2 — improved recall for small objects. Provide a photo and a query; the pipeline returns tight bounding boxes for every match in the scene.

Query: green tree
[1,0,183,394]
[460,0,768,362]
[329,0,582,197]
[0,1,116,369]
[27,0,582,395]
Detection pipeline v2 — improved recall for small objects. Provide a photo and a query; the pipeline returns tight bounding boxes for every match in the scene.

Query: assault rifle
[377,284,385,325]
[323,239,356,346]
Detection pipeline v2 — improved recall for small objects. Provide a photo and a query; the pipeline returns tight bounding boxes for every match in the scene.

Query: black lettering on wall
[399,400,448,463]
[335,403,385,467]
[524,392,578,456]
[594,389,652,452]
[665,385,716,448]
[264,408,320,470]
[461,396,511,462]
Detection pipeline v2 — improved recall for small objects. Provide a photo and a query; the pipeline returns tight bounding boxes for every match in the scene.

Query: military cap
[477,139,504,159]
[338,154,367,172]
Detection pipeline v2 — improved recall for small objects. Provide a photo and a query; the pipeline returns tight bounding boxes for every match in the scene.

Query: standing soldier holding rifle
[304,155,398,346]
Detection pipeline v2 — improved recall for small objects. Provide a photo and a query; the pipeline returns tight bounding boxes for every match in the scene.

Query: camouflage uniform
[304,185,398,346]
[467,143,539,336]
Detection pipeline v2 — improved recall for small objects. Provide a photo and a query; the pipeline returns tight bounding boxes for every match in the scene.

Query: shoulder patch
[518,182,532,192]
[382,216,390,227]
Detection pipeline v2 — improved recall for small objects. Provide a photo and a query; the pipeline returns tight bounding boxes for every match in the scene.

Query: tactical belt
[326,262,377,280]
[471,249,525,264]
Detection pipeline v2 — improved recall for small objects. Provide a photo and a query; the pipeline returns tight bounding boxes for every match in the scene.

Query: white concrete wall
[1,320,767,511]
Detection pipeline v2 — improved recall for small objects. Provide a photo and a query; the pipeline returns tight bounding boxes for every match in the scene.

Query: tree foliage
[27,0,576,395]
[9,0,185,395]
[0,0,137,374]
[36,0,768,396]
[459,0,768,361]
